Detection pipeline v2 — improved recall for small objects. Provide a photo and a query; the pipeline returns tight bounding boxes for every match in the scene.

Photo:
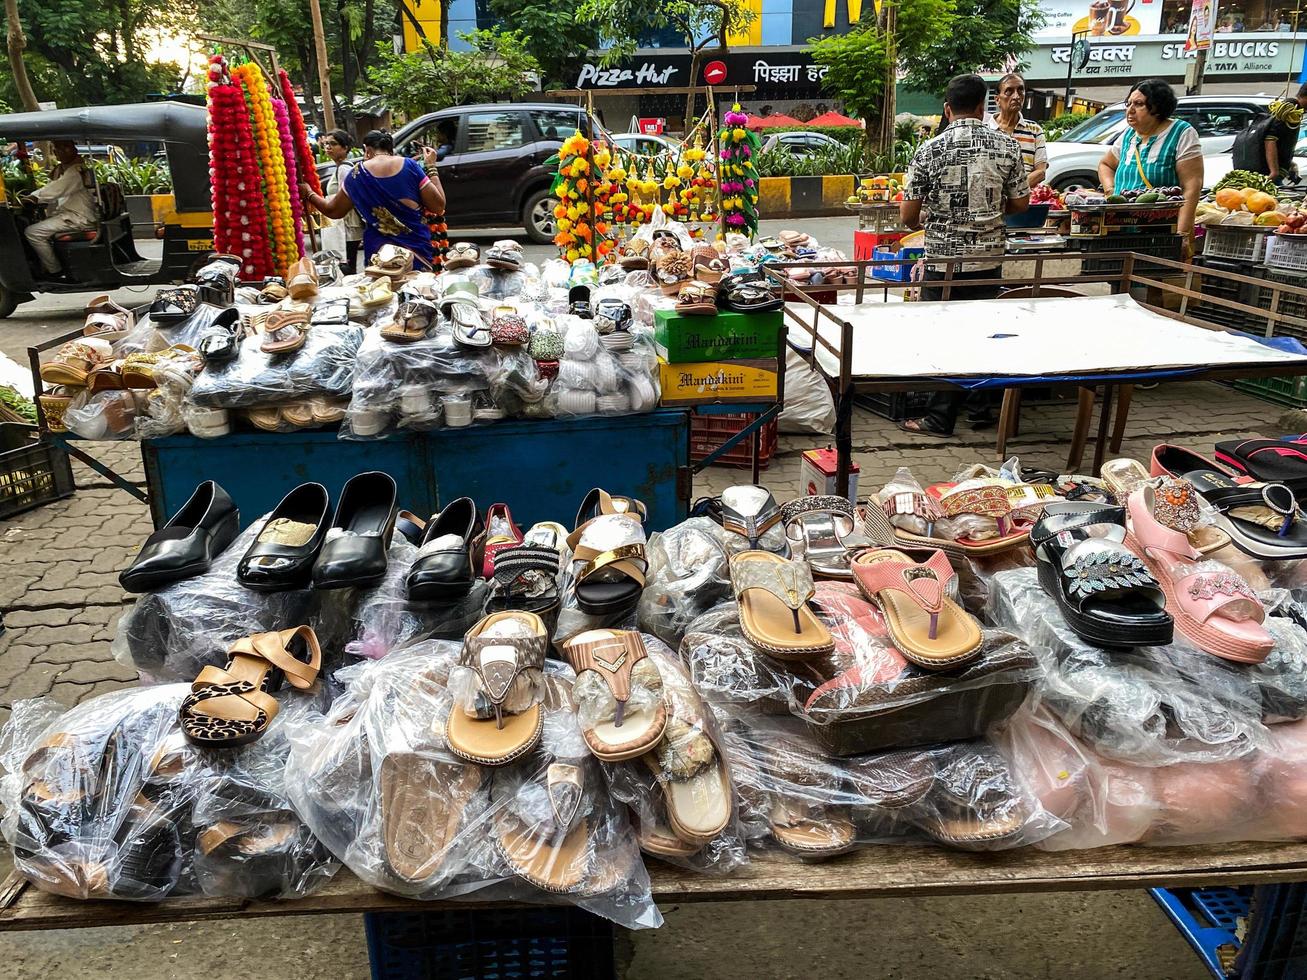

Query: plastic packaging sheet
[0,686,336,901]
[64,389,145,441]
[187,322,365,409]
[112,515,353,684]
[636,516,787,648]
[593,636,747,875]
[680,584,1039,756]
[986,567,1277,764]
[778,349,836,435]
[723,709,1063,853]
[999,702,1307,849]
[283,647,661,928]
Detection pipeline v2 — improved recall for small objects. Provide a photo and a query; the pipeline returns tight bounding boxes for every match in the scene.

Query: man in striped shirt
[987,73,1048,189]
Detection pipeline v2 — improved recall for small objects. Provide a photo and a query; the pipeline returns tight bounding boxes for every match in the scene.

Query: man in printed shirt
[21,141,99,280]
[898,73,1029,437]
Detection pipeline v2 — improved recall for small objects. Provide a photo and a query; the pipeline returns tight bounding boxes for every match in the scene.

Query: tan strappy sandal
[260,309,311,355]
[564,629,667,761]
[286,256,319,301]
[178,626,322,747]
[444,611,547,766]
[730,550,834,660]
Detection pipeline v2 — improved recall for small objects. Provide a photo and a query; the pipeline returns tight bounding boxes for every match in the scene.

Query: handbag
[320,219,348,261]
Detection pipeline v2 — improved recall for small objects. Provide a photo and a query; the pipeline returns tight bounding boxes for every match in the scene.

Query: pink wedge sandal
[1125,481,1273,664]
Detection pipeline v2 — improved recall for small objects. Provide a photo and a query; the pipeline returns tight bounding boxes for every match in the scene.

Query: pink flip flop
[1125,481,1273,664]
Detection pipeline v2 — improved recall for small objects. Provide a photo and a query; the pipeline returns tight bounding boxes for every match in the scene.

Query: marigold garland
[272,97,307,258]
[235,62,298,273]
[551,131,608,263]
[278,69,321,197]
[719,104,760,237]
[205,54,274,278]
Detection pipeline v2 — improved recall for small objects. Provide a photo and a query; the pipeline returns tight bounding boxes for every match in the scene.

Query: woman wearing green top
[1097,78,1204,243]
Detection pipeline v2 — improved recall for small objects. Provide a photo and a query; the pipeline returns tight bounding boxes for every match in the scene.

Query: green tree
[905,0,1044,95]
[577,0,756,131]
[486,0,598,89]
[372,28,539,119]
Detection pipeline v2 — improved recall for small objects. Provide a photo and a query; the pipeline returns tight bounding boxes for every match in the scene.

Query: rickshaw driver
[18,140,99,281]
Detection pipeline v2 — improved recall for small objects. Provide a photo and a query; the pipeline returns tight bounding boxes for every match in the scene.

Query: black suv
[392,103,603,243]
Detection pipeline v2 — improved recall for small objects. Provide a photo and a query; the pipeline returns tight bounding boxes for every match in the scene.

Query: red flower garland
[206,55,274,278]
[278,70,321,196]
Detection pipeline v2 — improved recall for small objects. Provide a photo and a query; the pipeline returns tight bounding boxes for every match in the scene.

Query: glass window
[463,112,526,153]
[1058,109,1126,144]
[1175,106,1259,138]
[398,116,460,160]
[530,108,582,141]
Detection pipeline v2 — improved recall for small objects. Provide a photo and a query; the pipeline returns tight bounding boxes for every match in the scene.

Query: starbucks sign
[1028,34,1301,81]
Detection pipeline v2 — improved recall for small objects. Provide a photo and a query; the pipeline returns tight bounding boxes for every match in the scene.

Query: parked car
[610,132,679,160]
[1044,95,1273,191]
[761,130,844,157]
[392,103,604,243]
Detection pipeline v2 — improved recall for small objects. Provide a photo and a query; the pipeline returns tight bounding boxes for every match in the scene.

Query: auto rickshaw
[0,102,216,318]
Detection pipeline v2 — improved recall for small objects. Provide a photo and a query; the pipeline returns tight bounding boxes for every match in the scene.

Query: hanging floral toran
[205,53,310,279]
[719,104,761,238]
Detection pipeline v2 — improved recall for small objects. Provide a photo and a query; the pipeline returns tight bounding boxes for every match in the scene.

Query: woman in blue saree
[302,130,443,265]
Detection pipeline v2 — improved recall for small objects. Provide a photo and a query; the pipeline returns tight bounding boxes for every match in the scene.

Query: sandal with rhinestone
[1031,502,1173,649]
[1125,482,1273,663]
[851,548,982,670]
[178,627,322,747]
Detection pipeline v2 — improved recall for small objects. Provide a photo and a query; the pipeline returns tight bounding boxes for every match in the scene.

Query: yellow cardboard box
[658,358,779,406]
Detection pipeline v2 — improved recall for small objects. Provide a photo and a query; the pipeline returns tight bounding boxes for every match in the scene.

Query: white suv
[1044,95,1273,191]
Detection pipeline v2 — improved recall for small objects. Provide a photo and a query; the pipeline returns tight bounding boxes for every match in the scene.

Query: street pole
[1186,48,1207,95]
[307,0,336,131]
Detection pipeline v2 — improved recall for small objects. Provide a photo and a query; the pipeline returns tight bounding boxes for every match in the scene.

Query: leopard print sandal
[179,627,322,748]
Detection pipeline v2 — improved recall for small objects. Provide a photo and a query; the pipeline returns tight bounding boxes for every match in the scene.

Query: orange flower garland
[234,63,298,273]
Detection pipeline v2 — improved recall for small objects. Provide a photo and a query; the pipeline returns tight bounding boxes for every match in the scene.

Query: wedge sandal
[567,513,648,615]
[1126,482,1273,664]
[445,611,547,766]
[1184,470,1307,560]
[1031,502,1173,648]
[730,550,834,660]
[718,484,785,551]
[83,294,135,341]
[178,626,322,747]
[564,629,667,761]
[851,548,982,670]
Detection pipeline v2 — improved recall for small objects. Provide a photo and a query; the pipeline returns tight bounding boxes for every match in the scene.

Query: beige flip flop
[768,799,856,859]
[730,550,834,660]
[563,629,667,762]
[445,611,547,766]
[380,754,482,883]
[851,548,982,670]
[260,310,310,355]
[494,762,592,894]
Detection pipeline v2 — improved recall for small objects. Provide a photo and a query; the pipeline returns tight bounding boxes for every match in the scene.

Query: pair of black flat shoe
[240,471,397,592]
[399,497,484,602]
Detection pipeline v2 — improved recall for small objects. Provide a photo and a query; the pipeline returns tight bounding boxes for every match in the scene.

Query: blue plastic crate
[365,907,615,980]
[1151,886,1251,979]
[869,244,924,282]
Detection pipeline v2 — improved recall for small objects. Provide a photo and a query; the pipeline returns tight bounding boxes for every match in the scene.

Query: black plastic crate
[365,907,616,980]
[856,391,933,422]
[0,423,75,522]
[1255,266,1307,344]
[1190,257,1265,333]
[1076,232,1184,276]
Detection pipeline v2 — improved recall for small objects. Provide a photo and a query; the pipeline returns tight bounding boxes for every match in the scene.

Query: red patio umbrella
[744,113,805,129]
[808,111,861,127]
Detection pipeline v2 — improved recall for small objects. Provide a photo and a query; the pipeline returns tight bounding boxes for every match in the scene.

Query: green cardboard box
[653,308,782,363]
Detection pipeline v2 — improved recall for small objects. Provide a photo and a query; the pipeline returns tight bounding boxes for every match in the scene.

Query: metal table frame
[766,253,1307,496]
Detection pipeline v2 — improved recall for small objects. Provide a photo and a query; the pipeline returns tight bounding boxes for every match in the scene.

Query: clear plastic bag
[680,584,1039,756]
[551,319,659,420]
[987,567,1268,765]
[0,686,335,901]
[188,321,365,409]
[723,709,1062,854]
[283,648,661,928]
[63,389,144,440]
[637,517,735,648]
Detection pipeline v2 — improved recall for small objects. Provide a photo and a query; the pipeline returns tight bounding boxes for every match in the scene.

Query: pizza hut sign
[575,61,681,88]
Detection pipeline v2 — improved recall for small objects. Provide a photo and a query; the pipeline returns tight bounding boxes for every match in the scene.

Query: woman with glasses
[1097,78,1203,245]
[321,130,364,271]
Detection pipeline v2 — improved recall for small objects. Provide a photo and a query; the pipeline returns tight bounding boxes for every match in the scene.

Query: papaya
[1215,188,1244,210]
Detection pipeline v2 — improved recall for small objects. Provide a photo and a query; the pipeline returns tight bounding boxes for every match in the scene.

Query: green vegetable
[1212,170,1276,195]
[1105,194,1126,204]
[0,386,37,424]
[1136,191,1160,203]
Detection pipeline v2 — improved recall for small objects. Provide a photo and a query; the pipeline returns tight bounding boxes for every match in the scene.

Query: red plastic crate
[689,411,778,469]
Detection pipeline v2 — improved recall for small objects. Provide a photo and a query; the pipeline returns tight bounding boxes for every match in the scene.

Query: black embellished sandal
[1031,502,1172,648]
[484,523,564,629]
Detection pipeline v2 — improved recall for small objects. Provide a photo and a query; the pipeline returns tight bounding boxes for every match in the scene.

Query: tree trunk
[5,0,40,112]
[439,0,449,51]
[338,0,355,130]
[298,42,325,131]
[357,0,377,84]
[685,45,705,136]
[873,2,897,156]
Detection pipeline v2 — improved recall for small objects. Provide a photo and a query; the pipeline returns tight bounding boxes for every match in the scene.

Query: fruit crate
[1189,256,1265,333]
[690,410,778,468]
[0,423,75,522]
[1150,886,1250,980]
[1232,374,1307,408]
[365,908,616,980]
[1254,267,1307,344]
[1265,234,1307,273]
[1075,231,1184,276]
[1070,202,1182,237]
[1202,224,1272,264]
